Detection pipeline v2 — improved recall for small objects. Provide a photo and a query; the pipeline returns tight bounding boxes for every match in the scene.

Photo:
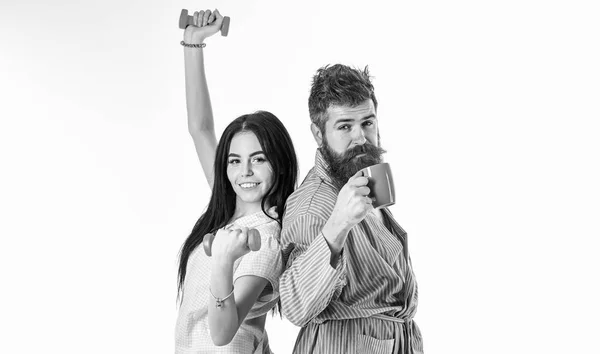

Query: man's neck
[371,208,384,222]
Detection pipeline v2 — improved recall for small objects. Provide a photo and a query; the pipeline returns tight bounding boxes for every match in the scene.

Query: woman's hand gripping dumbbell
[203,227,261,260]
[179,8,230,36]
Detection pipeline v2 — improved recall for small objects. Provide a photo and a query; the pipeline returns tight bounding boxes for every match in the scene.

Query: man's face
[318,99,386,185]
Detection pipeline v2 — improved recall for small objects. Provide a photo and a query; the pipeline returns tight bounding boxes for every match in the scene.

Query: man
[279,64,423,353]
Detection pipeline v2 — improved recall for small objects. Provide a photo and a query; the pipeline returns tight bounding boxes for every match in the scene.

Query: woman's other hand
[212,227,255,264]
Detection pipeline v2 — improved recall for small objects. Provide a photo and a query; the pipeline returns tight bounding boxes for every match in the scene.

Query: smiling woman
[174,8,299,354]
[227,132,275,210]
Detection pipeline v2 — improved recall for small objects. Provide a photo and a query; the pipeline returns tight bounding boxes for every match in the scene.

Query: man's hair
[308,64,378,134]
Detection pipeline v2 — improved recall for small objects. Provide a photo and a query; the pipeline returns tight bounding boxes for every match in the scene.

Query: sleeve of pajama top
[279,213,348,327]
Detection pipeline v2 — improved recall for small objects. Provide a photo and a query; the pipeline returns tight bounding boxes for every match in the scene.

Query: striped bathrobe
[279,150,423,354]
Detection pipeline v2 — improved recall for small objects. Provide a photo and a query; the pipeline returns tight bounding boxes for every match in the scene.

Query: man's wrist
[322,220,350,255]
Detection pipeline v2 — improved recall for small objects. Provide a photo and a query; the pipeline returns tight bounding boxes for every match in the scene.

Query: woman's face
[226,132,274,210]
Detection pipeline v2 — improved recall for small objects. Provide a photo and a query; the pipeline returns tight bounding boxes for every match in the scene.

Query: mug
[359,162,396,209]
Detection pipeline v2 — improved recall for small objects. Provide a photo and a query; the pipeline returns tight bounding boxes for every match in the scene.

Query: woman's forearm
[183,31,217,186]
[207,259,239,346]
[183,44,214,134]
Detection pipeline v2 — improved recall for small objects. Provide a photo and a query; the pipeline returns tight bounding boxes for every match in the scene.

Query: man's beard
[320,137,387,188]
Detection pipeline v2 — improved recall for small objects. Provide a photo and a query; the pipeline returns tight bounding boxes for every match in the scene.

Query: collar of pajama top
[226,206,278,229]
[282,149,419,323]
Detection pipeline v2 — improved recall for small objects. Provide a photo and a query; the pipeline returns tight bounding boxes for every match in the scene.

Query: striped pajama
[279,151,423,354]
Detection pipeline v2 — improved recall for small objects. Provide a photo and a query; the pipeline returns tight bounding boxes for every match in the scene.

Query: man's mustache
[342,143,385,161]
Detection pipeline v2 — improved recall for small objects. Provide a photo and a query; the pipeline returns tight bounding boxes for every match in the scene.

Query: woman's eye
[252,157,267,164]
[228,159,240,164]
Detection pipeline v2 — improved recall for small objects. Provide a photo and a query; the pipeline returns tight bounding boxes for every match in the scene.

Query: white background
[1,0,599,353]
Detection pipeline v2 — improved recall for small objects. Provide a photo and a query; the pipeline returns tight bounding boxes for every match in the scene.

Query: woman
[175,9,298,354]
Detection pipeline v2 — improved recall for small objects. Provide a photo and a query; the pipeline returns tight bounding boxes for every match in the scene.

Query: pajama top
[279,150,424,354]
[175,208,283,353]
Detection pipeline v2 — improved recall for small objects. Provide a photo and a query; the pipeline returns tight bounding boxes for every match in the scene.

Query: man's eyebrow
[333,114,376,125]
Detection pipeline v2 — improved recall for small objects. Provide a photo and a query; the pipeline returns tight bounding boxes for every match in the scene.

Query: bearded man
[279,64,423,354]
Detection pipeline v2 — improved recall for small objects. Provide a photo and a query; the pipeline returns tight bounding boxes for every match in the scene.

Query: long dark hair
[177,111,298,304]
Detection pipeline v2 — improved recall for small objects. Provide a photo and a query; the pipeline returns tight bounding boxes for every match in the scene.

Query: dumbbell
[203,229,261,257]
[179,9,231,36]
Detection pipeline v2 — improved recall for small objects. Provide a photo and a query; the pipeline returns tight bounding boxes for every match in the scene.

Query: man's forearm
[280,235,347,327]
[321,219,351,266]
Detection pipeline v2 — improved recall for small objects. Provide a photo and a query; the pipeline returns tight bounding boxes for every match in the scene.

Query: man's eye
[338,125,350,130]
[363,121,374,127]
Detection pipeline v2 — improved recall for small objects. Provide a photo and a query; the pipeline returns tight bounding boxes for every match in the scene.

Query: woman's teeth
[239,183,259,189]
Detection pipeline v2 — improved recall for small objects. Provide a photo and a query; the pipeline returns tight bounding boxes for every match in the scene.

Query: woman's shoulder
[251,207,280,227]
[255,213,281,240]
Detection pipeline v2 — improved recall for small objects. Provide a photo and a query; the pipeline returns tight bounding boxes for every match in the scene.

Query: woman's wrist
[183,31,206,45]
[211,256,235,272]
[210,258,234,298]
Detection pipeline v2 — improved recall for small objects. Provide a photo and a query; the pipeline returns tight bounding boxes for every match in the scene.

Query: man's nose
[351,127,367,146]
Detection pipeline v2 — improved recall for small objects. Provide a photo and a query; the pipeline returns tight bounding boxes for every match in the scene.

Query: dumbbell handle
[179,9,230,36]
[203,229,261,257]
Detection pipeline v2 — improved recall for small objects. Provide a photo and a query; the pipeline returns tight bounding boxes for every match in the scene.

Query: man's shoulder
[284,169,338,219]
